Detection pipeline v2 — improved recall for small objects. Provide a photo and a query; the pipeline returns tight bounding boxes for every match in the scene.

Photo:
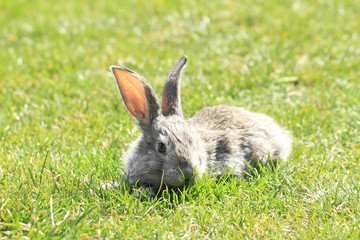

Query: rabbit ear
[110,66,160,130]
[162,56,188,117]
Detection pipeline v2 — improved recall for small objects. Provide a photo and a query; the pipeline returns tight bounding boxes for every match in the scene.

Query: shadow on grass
[93,159,285,207]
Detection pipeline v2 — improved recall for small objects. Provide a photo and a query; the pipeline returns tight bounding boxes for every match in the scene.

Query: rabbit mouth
[139,174,194,198]
[161,166,194,188]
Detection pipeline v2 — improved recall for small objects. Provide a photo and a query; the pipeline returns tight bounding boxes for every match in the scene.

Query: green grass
[1,0,359,238]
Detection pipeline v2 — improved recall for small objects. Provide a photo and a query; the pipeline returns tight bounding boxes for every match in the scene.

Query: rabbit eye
[158,142,166,154]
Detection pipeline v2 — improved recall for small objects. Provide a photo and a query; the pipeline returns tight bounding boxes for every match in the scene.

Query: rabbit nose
[180,165,193,179]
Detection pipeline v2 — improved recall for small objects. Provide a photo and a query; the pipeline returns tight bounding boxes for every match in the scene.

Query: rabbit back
[189,105,292,177]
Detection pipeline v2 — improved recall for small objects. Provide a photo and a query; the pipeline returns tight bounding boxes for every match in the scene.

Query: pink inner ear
[113,69,148,119]
[161,90,169,115]
[123,88,147,118]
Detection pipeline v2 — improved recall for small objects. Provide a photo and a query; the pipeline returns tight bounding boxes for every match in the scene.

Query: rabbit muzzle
[162,164,193,187]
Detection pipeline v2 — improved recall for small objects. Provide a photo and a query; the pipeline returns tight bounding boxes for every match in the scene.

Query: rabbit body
[110,56,292,194]
[189,105,292,178]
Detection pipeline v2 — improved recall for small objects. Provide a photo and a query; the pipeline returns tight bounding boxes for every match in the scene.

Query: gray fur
[110,56,292,194]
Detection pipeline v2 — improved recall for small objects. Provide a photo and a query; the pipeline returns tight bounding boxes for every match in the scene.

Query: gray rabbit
[109,56,292,195]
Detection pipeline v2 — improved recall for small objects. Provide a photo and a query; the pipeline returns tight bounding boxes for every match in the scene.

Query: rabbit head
[110,56,201,190]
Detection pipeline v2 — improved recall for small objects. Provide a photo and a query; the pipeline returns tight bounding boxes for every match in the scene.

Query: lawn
[0,0,359,238]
